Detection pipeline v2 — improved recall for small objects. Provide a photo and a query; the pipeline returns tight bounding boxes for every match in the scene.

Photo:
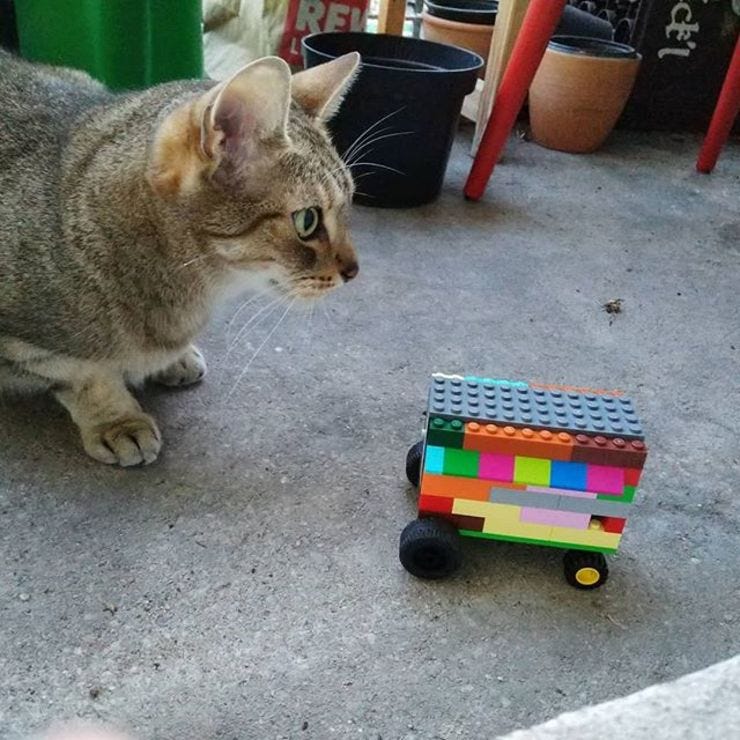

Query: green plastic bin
[15,0,203,90]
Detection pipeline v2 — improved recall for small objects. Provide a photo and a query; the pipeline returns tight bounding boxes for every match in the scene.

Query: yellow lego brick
[550,523,622,549]
[451,498,499,519]
[452,500,552,540]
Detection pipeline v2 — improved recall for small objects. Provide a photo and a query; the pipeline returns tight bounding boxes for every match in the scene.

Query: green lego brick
[426,417,464,448]
[442,448,480,478]
[459,529,617,553]
[597,486,636,504]
[513,456,552,487]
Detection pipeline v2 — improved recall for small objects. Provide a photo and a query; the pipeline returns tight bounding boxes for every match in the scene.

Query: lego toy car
[400,374,647,589]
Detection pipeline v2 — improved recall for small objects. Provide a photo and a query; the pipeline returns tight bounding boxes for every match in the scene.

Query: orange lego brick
[420,473,525,501]
[418,494,454,516]
[463,422,574,461]
[571,434,647,467]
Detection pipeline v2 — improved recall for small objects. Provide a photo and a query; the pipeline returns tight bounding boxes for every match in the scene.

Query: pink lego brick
[528,486,597,499]
[479,452,515,482]
[586,465,625,495]
[520,507,591,529]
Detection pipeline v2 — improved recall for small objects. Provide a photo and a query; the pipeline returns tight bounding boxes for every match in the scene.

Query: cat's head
[147,54,360,300]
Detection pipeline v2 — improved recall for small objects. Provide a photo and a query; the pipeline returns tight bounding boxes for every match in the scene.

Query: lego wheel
[399,518,462,579]
[405,440,424,487]
[563,551,609,589]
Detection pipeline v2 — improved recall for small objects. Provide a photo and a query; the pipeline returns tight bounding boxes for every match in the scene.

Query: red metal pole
[696,34,740,174]
[464,0,567,201]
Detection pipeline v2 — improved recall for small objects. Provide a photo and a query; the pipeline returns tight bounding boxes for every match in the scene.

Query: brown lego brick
[451,514,486,532]
[463,422,574,460]
[571,434,647,468]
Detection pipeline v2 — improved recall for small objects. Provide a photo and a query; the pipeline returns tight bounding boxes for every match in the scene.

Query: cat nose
[340,261,359,282]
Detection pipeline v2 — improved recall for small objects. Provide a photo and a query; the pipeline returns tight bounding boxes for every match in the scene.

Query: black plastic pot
[424,1,498,26]
[303,32,482,208]
[548,35,638,59]
[0,0,18,51]
[556,6,614,41]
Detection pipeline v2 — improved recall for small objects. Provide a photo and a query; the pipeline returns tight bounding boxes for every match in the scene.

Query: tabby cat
[0,50,359,466]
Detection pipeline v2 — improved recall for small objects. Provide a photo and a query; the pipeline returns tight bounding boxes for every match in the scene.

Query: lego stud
[451,420,463,431]
[522,428,534,438]
[468,422,481,432]
[557,432,571,442]
[504,426,516,436]
[485,424,498,435]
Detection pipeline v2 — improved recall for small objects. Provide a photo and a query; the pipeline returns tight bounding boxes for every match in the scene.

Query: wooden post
[465,0,567,199]
[472,0,531,154]
[377,0,407,35]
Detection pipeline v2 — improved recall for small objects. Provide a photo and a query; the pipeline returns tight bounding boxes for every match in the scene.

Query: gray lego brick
[428,374,645,440]
[489,487,632,518]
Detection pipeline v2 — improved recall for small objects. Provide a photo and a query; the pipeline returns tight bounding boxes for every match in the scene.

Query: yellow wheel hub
[575,566,601,586]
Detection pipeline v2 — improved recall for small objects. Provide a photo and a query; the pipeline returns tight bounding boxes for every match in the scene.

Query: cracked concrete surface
[1,130,739,739]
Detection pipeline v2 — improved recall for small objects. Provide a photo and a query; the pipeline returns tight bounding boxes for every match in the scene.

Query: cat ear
[147,57,291,197]
[200,56,292,165]
[291,52,360,121]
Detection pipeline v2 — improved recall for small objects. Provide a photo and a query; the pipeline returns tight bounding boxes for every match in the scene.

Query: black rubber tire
[399,518,463,579]
[563,550,609,589]
[405,440,424,487]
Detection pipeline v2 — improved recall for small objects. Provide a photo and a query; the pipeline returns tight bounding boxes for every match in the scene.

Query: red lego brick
[624,468,642,486]
[463,422,574,460]
[571,434,647,468]
[418,494,454,516]
[599,516,626,534]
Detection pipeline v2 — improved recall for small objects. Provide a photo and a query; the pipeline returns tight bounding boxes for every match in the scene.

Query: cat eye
[292,207,322,240]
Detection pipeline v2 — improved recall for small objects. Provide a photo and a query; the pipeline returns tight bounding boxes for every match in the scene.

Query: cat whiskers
[177,253,209,271]
[225,290,270,344]
[341,106,406,164]
[226,296,296,399]
[349,161,406,176]
[344,130,414,169]
[226,293,289,358]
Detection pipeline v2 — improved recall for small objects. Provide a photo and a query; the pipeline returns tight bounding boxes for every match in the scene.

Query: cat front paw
[152,345,207,387]
[82,414,162,467]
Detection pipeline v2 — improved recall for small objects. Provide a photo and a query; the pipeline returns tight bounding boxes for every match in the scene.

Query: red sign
[279,0,369,66]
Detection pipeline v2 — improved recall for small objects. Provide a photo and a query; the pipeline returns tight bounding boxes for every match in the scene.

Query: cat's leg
[55,374,162,466]
[150,344,207,387]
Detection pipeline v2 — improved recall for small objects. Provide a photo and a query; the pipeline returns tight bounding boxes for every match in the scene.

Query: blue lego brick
[428,373,644,439]
[423,445,445,474]
[550,460,588,491]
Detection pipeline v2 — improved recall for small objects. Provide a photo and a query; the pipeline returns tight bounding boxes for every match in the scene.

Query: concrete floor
[1,130,739,740]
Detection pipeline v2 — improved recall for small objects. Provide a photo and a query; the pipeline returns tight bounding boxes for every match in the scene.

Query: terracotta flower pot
[529,37,641,154]
[421,11,493,78]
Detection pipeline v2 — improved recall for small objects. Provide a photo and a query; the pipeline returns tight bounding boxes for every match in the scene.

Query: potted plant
[529,36,641,154]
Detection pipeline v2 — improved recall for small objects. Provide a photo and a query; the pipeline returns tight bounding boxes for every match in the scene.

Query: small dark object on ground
[603,298,624,314]
[602,298,624,324]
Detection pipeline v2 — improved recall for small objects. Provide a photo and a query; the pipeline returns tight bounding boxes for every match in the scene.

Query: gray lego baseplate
[427,374,644,440]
